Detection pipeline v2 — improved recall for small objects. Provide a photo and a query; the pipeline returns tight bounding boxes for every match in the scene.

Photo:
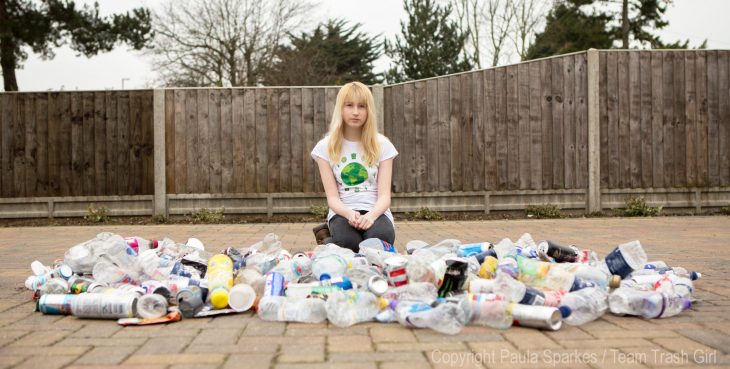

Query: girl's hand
[355,213,376,231]
[347,211,361,228]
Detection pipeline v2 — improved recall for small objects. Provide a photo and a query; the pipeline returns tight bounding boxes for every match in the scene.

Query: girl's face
[342,97,368,130]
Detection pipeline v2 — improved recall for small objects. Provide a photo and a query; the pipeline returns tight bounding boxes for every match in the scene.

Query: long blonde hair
[327,82,381,166]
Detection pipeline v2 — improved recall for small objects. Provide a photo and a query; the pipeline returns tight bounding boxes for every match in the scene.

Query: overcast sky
[11,0,730,92]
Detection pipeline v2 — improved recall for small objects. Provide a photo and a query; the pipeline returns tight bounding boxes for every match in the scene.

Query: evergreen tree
[0,0,152,91]
[608,0,705,49]
[385,0,472,83]
[264,19,382,86]
[525,0,613,60]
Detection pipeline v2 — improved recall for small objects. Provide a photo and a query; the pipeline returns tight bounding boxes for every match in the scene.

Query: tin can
[264,272,285,297]
[70,293,138,319]
[537,241,579,263]
[367,275,389,296]
[437,257,468,298]
[38,294,75,315]
[511,304,562,331]
[383,256,408,287]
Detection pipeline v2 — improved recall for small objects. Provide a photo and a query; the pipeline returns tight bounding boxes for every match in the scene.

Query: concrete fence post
[587,49,601,213]
[153,89,168,217]
[372,84,385,133]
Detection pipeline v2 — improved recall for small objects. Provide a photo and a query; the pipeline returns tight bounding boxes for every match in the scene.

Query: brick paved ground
[0,216,729,369]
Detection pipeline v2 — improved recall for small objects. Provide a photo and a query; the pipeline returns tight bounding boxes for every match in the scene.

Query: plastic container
[207,254,234,309]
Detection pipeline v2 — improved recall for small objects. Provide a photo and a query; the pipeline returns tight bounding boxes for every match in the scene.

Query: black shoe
[312,223,331,245]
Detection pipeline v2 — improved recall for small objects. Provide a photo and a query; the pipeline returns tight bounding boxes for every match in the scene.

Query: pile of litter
[27,232,700,333]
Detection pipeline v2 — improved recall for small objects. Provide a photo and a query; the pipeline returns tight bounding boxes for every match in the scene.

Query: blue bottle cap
[689,271,699,281]
[336,277,353,290]
[558,306,572,318]
[319,273,331,281]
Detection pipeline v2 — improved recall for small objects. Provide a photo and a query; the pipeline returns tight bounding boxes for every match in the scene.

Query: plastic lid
[609,275,622,289]
[210,289,229,309]
[683,299,692,310]
[368,276,389,296]
[151,240,159,249]
[228,284,256,312]
[319,273,331,281]
[558,306,572,318]
[31,261,47,276]
[59,264,74,279]
[690,272,700,281]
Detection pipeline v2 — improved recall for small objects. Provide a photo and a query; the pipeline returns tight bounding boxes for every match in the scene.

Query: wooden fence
[1,49,729,217]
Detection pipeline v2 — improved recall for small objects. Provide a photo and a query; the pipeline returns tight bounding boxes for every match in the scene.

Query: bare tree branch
[148,0,313,87]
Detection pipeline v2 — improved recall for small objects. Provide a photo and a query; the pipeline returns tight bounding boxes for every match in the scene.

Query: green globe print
[341,162,369,186]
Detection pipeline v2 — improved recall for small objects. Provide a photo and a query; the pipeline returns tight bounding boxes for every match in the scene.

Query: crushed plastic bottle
[558,287,608,325]
[608,287,690,319]
[325,290,384,327]
[258,295,327,323]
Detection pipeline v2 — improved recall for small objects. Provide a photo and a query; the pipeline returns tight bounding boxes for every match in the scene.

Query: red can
[383,256,408,287]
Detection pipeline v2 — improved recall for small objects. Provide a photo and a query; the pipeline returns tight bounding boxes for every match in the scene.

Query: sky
[10,0,730,92]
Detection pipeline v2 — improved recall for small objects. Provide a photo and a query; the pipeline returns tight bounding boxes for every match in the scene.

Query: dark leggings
[327,210,396,252]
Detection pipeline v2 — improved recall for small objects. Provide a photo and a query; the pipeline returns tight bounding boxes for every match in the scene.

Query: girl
[310,82,398,252]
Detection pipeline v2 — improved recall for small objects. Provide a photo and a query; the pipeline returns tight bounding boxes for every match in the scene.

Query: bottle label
[604,247,634,278]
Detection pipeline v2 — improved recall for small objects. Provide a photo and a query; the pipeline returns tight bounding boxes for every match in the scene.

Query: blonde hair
[327,82,381,166]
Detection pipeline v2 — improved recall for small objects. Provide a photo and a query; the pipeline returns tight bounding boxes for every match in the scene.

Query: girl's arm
[355,158,393,230]
[315,157,360,224]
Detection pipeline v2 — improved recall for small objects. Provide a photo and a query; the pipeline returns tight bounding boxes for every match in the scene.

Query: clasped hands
[347,211,376,231]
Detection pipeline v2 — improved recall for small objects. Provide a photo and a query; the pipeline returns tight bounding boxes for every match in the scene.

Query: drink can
[511,304,562,331]
[70,293,138,319]
[437,257,468,298]
[367,275,389,296]
[38,294,75,315]
[383,256,408,287]
[264,272,285,297]
[537,241,579,263]
[378,240,396,253]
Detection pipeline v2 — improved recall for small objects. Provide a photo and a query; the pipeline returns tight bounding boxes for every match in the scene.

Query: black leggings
[327,210,396,252]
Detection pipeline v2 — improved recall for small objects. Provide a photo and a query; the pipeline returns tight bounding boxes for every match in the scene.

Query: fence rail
[1,49,729,217]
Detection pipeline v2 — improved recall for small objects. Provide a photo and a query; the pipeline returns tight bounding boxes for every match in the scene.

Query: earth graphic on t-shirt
[340,153,369,187]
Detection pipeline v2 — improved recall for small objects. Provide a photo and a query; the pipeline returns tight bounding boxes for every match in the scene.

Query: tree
[0,0,152,91]
[525,0,613,60]
[385,0,472,83]
[264,19,382,86]
[509,0,551,60]
[149,0,310,87]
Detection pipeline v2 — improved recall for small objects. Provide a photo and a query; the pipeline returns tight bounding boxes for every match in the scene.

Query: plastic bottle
[137,249,191,281]
[508,254,576,292]
[406,249,447,285]
[257,296,327,323]
[558,287,609,325]
[461,294,514,329]
[359,238,397,253]
[405,240,430,254]
[630,266,701,281]
[632,274,694,298]
[228,284,256,312]
[125,236,158,254]
[311,253,349,280]
[248,233,282,255]
[599,240,648,279]
[492,238,517,260]
[492,272,546,305]
[457,242,493,258]
[608,288,690,318]
[63,233,111,274]
[325,290,385,327]
[176,287,204,318]
[207,254,234,309]
[38,278,70,295]
[381,282,438,302]
[92,259,137,285]
[267,254,312,283]
[137,294,168,319]
[395,300,468,335]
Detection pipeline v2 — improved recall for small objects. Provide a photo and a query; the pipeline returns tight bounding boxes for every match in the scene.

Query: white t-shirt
[311,134,399,224]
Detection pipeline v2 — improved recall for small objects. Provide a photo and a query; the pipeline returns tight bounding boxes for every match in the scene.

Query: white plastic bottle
[325,290,384,327]
[599,240,648,279]
[558,287,609,325]
[257,295,327,323]
[608,287,690,319]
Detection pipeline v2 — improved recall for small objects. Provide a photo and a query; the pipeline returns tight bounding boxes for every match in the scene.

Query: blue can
[264,272,285,297]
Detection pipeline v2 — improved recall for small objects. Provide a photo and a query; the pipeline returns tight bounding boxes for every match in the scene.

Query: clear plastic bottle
[381,282,438,303]
[395,300,468,335]
[248,233,283,255]
[406,249,447,285]
[257,295,327,323]
[325,290,384,327]
[632,274,694,298]
[599,240,648,279]
[137,294,168,319]
[38,278,70,295]
[405,240,430,254]
[608,287,691,318]
[558,287,609,325]
[267,254,312,283]
[511,254,576,292]
[92,259,137,285]
[359,238,397,253]
[630,266,701,281]
[492,272,546,305]
[311,253,349,280]
[124,236,158,254]
[137,249,191,281]
[461,294,513,329]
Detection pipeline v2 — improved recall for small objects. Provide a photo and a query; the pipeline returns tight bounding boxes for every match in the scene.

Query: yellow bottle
[207,254,233,309]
